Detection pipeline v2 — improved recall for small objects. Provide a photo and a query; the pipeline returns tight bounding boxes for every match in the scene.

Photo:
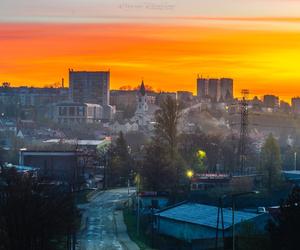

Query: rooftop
[282,170,300,175]
[43,138,111,146]
[155,202,261,230]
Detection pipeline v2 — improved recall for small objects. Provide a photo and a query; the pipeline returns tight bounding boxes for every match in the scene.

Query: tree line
[107,96,286,195]
[0,168,80,250]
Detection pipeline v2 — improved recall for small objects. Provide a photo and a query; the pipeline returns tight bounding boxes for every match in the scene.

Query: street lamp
[187,170,194,179]
[186,169,194,199]
[231,190,259,250]
[186,170,194,199]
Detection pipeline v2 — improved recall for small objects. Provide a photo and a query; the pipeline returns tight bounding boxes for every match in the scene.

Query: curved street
[77,188,138,250]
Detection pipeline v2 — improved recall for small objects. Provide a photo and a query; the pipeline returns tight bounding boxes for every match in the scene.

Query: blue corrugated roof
[4,164,38,170]
[155,202,260,229]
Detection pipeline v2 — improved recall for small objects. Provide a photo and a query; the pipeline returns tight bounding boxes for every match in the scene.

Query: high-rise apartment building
[197,78,207,98]
[263,95,279,109]
[197,76,233,102]
[280,100,291,113]
[292,97,300,114]
[208,78,219,101]
[69,70,110,106]
[220,78,233,101]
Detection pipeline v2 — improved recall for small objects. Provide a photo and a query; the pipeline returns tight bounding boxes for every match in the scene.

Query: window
[69,107,75,116]
[77,106,84,116]
[62,107,67,115]
[58,107,67,116]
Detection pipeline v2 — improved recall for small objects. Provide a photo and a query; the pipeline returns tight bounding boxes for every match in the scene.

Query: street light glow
[187,170,194,178]
[197,149,206,159]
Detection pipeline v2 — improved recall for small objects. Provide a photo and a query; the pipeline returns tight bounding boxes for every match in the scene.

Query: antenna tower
[238,89,249,174]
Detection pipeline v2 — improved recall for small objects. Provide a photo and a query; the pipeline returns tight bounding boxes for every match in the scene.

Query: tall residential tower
[69,69,110,106]
[197,76,233,102]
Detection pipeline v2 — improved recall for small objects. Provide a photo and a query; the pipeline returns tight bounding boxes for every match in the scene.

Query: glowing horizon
[1,0,300,101]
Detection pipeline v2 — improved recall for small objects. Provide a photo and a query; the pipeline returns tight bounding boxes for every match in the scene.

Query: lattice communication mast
[238,89,249,174]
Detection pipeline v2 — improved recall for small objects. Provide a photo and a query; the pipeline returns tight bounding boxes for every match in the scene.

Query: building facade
[19,150,83,187]
[177,91,193,103]
[110,90,137,108]
[69,70,110,106]
[292,97,300,114]
[0,86,68,107]
[208,78,219,101]
[263,95,279,109]
[220,78,233,101]
[55,102,102,125]
[197,77,233,102]
[197,78,207,99]
[156,91,177,106]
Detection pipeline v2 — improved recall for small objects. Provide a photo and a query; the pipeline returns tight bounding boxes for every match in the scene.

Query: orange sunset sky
[1,0,300,101]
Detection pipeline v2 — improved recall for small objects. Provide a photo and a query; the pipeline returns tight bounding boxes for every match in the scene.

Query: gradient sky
[1,0,300,100]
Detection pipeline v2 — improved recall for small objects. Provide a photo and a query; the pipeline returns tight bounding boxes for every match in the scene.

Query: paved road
[77,188,136,250]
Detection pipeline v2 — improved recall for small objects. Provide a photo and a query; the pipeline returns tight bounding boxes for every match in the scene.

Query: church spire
[140,80,146,96]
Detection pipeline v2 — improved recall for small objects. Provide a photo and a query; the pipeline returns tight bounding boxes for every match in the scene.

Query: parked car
[257,206,267,213]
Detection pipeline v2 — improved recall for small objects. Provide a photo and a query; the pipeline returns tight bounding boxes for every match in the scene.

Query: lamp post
[231,191,259,250]
[186,170,194,198]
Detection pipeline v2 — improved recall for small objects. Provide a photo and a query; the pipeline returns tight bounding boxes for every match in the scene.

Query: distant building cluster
[197,77,233,102]
[292,97,300,114]
[69,69,110,106]
[64,70,114,123]
[1,69,300,141]
[0,86,68,107]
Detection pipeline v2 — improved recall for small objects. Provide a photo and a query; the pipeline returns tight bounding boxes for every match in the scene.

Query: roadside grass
[123,209,153,250]
[75,189,92,204]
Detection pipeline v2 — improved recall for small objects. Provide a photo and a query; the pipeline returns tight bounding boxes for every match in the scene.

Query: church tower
[135,81,148,125]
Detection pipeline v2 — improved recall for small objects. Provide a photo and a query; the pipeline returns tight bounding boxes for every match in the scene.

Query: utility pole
[231,191,259,250]
[215,195,225,249]
[294,151,297,171]
[238,89,249,174]
[136,174,140,236]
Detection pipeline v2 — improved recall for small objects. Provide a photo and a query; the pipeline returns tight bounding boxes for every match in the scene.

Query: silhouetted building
[0,86,68,107]
[280,100,291,113]
[69,69,110,106]
[19,150,84,187]
[292,97,300,114]
[220,78,233,101]
[197,78,207,99]
[156,91,177,106]
[208,79,219,102]
[177,91,193,103]
[110,90,137,108]
[250,96,263,111]
[197,77,233,102]
[263,95,279,109]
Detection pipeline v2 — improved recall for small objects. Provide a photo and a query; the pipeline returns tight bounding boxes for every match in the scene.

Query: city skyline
[1,0,300,101]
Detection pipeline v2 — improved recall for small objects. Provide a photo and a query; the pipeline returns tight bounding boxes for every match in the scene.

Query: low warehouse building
[155,202,269,249]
